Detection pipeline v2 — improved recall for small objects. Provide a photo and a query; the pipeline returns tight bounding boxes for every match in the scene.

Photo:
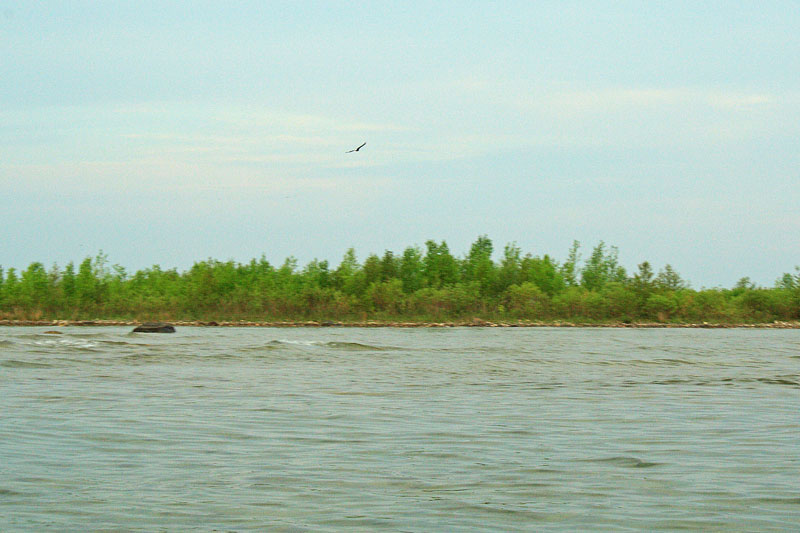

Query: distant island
[1,237,798,326]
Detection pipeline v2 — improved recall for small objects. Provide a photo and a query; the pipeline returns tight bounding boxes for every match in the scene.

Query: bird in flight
[346,142,366,153]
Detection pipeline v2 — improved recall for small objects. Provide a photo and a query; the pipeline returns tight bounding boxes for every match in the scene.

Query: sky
[2,1,799,288]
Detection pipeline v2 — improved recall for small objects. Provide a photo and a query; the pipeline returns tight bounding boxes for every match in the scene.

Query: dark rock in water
[43,330,62,335]
[133,322,176,333]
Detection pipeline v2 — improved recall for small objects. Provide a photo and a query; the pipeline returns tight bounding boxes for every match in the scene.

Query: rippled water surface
[2,326,799,531]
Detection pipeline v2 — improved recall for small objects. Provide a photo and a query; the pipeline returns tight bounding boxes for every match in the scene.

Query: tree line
[1,237,799,323]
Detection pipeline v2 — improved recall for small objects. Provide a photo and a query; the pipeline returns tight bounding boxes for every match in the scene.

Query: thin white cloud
[710,93,773,108]
[542,88,772,110]
[368,77,799,156]
[4,87,798,186]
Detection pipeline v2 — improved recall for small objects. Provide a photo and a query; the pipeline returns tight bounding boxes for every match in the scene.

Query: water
[2,326,799,531]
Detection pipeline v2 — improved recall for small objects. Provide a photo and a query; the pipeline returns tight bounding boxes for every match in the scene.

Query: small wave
[323,341,394,351]
[62,332,110,339]
[637,376,800,388]
[597,357,699,367]
[650,378,696,385]
[330,390,387,396]
[237,339,315,352]
[15,333,48,341]
[749,496,800,505]
[97,339,147,347]
[16,332,106,340]
[651,357,696,365]
[755,376,800,387]
[244,339,395,352]
[118,351,203,364]
[272,339,318,346]
[30,339,99,351]
[582,456,661,468]
[1,359,54,368]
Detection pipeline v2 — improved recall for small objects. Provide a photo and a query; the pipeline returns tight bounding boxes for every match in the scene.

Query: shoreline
[1,319,798,329]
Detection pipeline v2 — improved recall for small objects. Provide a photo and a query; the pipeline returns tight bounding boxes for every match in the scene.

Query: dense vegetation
[1,237,799,323]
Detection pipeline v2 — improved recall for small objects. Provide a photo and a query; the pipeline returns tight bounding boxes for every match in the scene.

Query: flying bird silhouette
[346,142,366,153]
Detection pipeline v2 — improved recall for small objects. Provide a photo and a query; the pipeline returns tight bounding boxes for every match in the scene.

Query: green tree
[20,262,50,310]
[497,242,522,291]
[553,286,607,320]
[399,246,424,293]
[380,250,399,281]
[521,254,565,296]
[362,254,383,288]
[687,290,732,322]
[776,272,797,290]
[630,261,655,315]
[423,240,459,289]
[61,262,76,311]
[633,261,654,289]
[106,264,131,315]
[734,289,773,321]
[332,248,361,294]
[655,264,688,290]
[560,240,581,287]
[733,277,756,293]
[368,279,404,314]
[581,242,626,292]
[3,268,20,309]
[303,259,331,289]
[603,282,639,320]
[504,282,550,318]
[462,235,497,296]
[75,257,97,312]
[645,293,678,321]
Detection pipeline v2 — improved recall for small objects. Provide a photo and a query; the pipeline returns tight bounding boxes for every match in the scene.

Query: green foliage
[580,241,626,291]
[497,243,522,291]
[462,235,497,296]
[656,264,688,290]
[552,286,607,320]
[368,279,404,314]
[521,254,565,296]
[1,240,797,324]
[633,261,655,291]
[362,254,383,288]
[399,246,424,294]
[504,282,550,318]
[5,268,20,306]
[603,282,639,319]
[20,262,50,308]
[75,258,97,311]
[423,240,459,289]
[685,290,734,322]
[645,293,678,321]
[380,251,399,282]
[560,240,581,287]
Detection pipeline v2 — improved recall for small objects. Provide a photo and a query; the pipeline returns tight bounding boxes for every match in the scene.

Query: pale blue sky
[2,1,799,287]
